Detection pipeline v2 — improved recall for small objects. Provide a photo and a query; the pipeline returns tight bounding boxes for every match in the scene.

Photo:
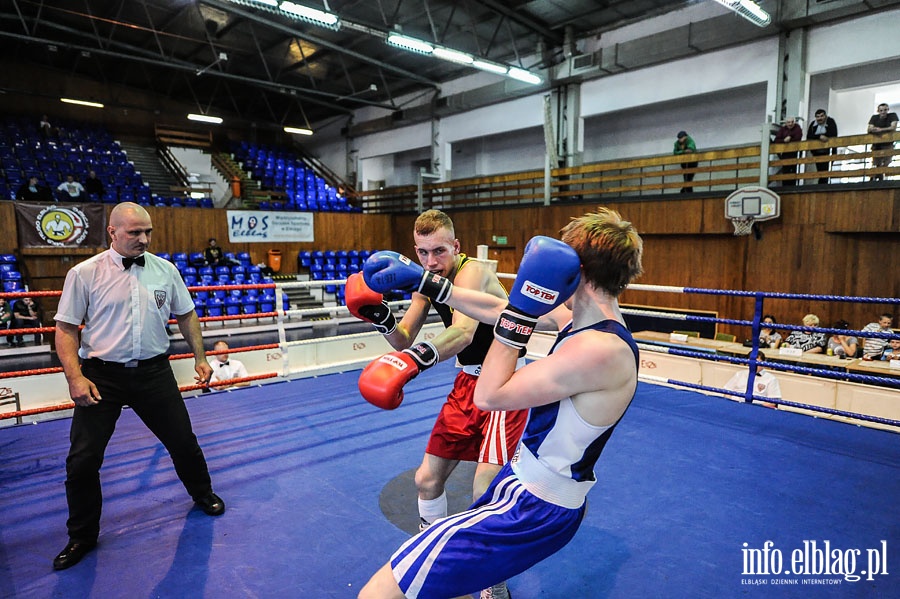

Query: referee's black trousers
[64,359,213,543]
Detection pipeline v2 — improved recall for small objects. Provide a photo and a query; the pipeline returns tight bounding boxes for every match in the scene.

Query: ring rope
[0,367,64,379]
[638,373,900,427]
[627,283,900,304]
[636,342,900,388]
[0,372,281,421]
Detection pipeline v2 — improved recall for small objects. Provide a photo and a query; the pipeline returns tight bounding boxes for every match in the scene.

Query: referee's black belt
[83,354,169,369]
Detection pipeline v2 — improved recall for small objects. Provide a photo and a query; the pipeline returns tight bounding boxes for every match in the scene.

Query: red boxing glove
[346,272,396,334]
[357,342,438,410]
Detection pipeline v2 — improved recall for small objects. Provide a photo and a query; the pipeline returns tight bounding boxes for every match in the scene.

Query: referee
[52,202,224,571]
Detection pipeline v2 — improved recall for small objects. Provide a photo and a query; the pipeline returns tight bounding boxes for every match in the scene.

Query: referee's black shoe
[194,492,226,516]
[52,540,97,570]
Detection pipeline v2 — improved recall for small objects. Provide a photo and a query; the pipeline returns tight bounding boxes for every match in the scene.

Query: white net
[731,217,754,236]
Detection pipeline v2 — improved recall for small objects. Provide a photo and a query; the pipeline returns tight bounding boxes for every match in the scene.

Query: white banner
[226,210,314,243]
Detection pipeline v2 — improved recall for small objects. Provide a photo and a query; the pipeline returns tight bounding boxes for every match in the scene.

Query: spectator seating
[230,141,359,213]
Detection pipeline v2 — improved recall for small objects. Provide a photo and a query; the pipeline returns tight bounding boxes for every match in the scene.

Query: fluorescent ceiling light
[387,34,434,54]
[187,113,223,124]
[507,67,542,85]
[472,60,508,75]
[280,2,339,28]
[284,126,313,135]
[712,0,771,27]
[60,97,104,108]
[433,47,474,65]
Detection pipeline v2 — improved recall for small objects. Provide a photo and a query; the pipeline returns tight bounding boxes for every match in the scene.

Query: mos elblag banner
[226,210,314,243]
[15,202,108,248]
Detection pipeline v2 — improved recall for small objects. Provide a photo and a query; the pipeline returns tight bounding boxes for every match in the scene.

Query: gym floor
[1,361,897,598]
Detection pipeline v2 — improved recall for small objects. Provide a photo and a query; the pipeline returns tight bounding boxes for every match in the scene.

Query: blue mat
[1,361,897,598]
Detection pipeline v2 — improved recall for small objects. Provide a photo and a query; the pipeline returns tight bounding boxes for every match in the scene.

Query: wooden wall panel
[3,188,899,340]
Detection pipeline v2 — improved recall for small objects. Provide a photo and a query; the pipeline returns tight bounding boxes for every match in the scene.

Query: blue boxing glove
[363,251,453,303]
[495,236,581,349]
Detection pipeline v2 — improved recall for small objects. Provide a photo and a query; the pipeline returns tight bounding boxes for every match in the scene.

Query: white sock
[418,491,447,526]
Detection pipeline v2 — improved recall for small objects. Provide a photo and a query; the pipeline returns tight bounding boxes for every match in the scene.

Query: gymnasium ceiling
[0,1,896,133]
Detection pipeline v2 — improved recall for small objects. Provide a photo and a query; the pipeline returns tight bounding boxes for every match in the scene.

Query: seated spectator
[867,103,899,182]
[806,109,838,185]
[16,176,53,202]
[204,238,239,267]
[783,313,826,353]
[880,338,900,361]
[758,314,782,348]
[12,296,42,346]
[861,312,893,360]
[723,351,780,409]
[827,320,857,358]
[774,117,803,185]
[209,341,249,390]
[56,175,86,201]
[0,298,13,346]
[204,238,225,267]
[83,170,105,197]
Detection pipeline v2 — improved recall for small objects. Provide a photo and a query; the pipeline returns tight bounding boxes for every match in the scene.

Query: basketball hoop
[725,187,780,238]
[731,216,755,236]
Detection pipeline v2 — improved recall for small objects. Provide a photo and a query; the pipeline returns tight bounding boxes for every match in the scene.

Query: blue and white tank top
[510,319,639,508]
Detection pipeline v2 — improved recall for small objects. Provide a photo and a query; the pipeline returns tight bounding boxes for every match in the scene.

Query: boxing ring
[1,276,898,598]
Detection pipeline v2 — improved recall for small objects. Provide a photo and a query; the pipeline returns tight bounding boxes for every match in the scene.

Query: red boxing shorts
[425,369,527,465]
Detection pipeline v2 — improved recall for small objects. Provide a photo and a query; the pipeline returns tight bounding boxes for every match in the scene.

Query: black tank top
[432,254,496,366]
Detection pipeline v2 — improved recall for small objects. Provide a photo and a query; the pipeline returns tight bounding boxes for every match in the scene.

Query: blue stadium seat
[225,296,242,316]
[206,297,223,317]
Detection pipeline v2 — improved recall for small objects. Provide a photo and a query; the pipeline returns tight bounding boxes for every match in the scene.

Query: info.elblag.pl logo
[741,540,889,586]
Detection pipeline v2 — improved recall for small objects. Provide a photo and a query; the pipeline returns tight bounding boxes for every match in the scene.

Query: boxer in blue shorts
[350,210,528,598]
[359,208,644,598]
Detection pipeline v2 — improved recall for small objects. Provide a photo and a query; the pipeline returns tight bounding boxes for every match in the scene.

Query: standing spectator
[758,314,782,349]
[16,175,53,202]
[806,109,838,185]
[57,174,86,202]
[0,298,13,345]
[774,117,804,185]
[723,351,780,409]
[783,313,826,353]
[39,114,55,138]
[673,131,698,193]
[861,312,894,360]
[826,319,858,358]
[83,170,105,198]
[209,340,249,389]
[12,296,42,346]
[867,103,899,181]
[51,202,224,571]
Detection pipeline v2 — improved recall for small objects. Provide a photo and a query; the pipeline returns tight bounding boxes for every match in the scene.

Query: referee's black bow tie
[219,361,229,366]
[122,255,145,269]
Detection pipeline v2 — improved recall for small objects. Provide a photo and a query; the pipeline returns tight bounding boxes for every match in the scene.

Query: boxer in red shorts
[348,209,526,599]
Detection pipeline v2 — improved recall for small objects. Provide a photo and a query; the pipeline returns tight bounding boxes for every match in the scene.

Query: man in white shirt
[723,352,781,409]
[56,174,86,201]
[52,202,224,572]
[209,340,249,389]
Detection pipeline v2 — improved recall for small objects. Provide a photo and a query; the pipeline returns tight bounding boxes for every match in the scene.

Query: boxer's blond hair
[561,207,643,297]
[415,209,455,238]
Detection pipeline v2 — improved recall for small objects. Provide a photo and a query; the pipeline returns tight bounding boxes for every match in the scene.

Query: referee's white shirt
[55,249,195,362]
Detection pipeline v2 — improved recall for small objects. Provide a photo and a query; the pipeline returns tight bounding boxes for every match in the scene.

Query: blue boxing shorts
[390,462,585,598]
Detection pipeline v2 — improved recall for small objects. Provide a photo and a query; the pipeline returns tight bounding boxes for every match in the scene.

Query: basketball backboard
[725,186,780,221]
